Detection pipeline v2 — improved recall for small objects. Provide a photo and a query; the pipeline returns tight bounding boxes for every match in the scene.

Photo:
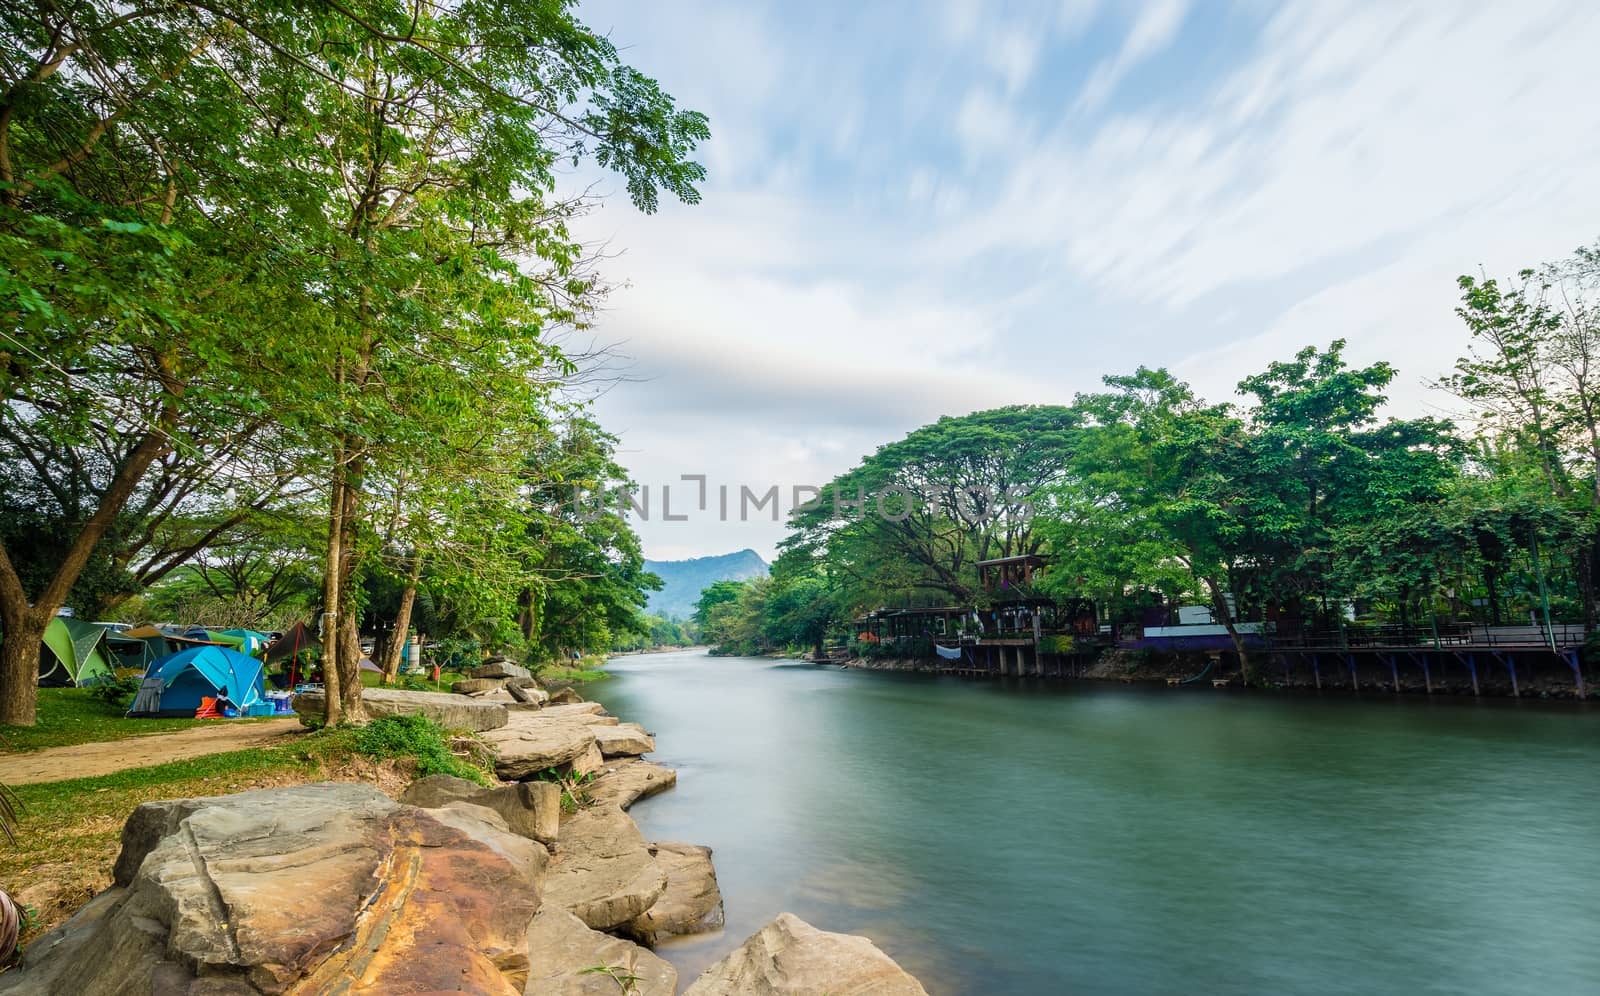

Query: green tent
[39,617,116,687]
[204,630,248,652]
[105,631,161,672]
[215,629,270,657]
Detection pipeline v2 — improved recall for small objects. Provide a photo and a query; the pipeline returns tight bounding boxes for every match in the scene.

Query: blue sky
[572,0,1600,562]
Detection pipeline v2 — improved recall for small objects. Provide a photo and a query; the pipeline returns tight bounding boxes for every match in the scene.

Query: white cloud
[1074,0,1189,111]
[570,0,1600,558]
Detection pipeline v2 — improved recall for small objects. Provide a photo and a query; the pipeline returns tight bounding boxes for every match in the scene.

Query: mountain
[643,549,769,620]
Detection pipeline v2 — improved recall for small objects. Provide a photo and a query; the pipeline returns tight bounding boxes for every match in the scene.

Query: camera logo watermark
[569,475,1035,523]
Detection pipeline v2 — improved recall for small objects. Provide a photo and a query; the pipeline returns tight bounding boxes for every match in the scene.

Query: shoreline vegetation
[689,241,1600,700]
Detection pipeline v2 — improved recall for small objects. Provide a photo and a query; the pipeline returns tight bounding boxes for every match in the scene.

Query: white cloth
[935,643,963,660]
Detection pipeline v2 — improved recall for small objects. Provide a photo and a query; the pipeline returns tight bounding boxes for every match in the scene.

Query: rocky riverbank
[0,684,926,995]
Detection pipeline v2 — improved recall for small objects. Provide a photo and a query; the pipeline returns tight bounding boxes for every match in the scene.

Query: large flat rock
[590,721,655,757]
[543,804,667,931]
[483,711,601,780]
[683,912,928,996]
[3,783,542,995]
[292,687,509,732]
[402,773,563,846]
[626,842,724,946]
[541,702,608,719]
[589,760,677,811]
[472,660,534,681]
[523,907,676,996]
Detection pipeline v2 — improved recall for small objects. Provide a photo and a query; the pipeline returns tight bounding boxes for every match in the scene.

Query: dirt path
[4,718,309,785]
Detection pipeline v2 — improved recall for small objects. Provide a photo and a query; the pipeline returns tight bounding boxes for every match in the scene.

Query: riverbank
[846,645,1595,699]
[2,679,928,994]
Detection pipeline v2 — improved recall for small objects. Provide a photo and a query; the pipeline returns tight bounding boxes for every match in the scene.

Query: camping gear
[128,645,267,718]
[38,616,116,687]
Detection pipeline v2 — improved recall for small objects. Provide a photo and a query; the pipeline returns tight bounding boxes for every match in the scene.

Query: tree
[693,581,750,628]
[0,1,707,725]
[516,417,659,661]
[786,406,1078,610]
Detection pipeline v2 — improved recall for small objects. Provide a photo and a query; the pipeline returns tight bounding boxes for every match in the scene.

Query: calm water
[589,650,1600,995]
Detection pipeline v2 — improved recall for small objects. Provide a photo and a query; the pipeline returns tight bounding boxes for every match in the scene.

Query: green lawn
[0,688,228,754]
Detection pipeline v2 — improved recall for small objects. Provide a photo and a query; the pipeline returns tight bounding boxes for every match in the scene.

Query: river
[588,650,1599,995]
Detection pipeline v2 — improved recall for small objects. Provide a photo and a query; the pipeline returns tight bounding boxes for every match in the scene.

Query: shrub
[350,715,489,784]
[89,675,142,709]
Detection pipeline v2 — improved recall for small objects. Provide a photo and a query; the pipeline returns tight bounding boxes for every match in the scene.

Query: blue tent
[128,646,266,718]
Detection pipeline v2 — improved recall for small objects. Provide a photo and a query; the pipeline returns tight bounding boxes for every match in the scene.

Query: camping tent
[105,631,161,672]
[264,622,317,663]
[215,629,269,656]
[119,625,229,661]
[38,617,116,686]
[127,646,267,718]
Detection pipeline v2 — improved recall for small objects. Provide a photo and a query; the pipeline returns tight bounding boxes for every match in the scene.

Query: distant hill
[643,549,769,620]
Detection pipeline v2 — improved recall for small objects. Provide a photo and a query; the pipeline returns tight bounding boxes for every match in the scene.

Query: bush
[349,715,489,784]
[88,675,142,709]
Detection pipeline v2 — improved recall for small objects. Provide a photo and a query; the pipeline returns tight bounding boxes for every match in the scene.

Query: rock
[548,687,584,705]
[522,908,676,996]
[588,760,677,811]
[292,687,509,732]
[541,702,607,719]
[402,773,563,846]
[590,722,655,757]
[483,712,601,780]
[472,660,533,681]
[570,741,606,777]
[506,681,549,705]
[2,783,542,995]
[625,842,724,946]
[682,913,928,996]
[542,804,667,931]
[452,677,507,695]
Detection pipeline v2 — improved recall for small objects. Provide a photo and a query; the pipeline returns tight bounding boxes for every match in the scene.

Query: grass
[0,688,274,755]
[0,715,491,948]
[358,669,472,690]
[537,655,610,684]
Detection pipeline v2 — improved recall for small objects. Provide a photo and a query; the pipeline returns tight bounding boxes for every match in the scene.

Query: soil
[5,718,309,785]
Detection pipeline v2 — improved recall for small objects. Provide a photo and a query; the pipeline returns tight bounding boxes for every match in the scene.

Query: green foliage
[349,715,489,785]
[0,0,707,726]
[88,675,142,710]
[532,766,597,814]
[579,964,644,994]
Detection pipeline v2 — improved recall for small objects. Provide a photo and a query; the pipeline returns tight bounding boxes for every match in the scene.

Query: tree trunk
[0,617,46,726]
[1485,564,1503,626]
[321,468,345,728]
[337,611,363,722]
[381,572,419,684]
[334,461,365,721]
[1203,575,1252,685]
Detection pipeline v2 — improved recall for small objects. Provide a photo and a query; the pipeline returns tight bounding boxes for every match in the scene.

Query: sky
[569,0,1600,563]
